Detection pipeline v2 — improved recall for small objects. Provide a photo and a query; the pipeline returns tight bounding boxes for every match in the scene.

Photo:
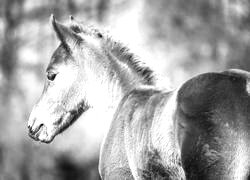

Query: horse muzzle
[28,121,55,143]
[28,109,56,143]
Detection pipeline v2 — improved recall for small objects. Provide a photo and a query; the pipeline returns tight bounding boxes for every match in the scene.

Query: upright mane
[69,22,156,86]
[106,39,156,85]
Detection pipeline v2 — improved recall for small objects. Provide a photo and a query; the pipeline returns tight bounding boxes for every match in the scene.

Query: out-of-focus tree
[1,0,250,180]
[96,0,110,22]
[0,0,108,179]
[0,0,24,96]
[142,0,250,83]
[67,0,77,15]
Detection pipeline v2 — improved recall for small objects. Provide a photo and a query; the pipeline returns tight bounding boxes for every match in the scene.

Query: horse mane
[106,38,156,85]
[69,23,156,85]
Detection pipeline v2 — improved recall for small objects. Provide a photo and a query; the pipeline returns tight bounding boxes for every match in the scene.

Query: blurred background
[0,0,250,179]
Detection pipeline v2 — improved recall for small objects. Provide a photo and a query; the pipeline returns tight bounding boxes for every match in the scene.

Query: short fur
[28,17,250,179]
[69,22,156,85]
[100,70,250,179]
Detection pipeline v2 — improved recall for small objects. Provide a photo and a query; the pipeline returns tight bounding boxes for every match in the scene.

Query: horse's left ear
[50,14,81,47]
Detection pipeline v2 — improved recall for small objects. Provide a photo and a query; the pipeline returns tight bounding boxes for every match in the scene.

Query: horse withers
[28,15,250,179]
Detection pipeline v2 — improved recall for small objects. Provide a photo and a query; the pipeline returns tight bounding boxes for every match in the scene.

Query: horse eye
[47,72,57,81]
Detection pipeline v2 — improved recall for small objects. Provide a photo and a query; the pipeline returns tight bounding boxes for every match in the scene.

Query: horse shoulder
[99,88,156,178]
[121,88,185,179]
[98,92,133,178]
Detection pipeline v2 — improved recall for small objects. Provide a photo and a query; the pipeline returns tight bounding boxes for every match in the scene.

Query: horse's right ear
[50,14,81,48]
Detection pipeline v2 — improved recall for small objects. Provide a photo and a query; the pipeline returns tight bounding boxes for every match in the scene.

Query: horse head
[28,15,106,143]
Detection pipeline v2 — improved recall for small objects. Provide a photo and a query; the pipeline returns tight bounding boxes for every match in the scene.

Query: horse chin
[39,133,56,144]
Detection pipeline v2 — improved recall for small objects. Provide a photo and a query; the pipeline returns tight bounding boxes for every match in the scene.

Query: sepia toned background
[0,0,250,179]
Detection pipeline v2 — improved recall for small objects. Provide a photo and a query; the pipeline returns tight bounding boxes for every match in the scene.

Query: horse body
[178,70,250,179]
[99,87,185,179]
[100,70,250,180]
[28,16,250,179]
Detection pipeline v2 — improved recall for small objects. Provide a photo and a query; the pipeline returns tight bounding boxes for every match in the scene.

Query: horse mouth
[28,124,53,143]
[28,100,89,143]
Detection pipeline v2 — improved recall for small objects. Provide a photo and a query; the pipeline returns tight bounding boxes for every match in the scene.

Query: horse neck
[80,49,151,112]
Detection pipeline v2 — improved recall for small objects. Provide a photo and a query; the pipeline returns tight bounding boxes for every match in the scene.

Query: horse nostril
[28,124,32,131]
[29,127,35,135]
[29,124,44,135]
[28,117,36,130]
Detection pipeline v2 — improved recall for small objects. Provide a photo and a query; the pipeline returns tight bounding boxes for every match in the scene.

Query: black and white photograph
[1,0,250,179]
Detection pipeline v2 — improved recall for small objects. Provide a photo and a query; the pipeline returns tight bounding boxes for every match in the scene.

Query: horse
[28,15,250,179]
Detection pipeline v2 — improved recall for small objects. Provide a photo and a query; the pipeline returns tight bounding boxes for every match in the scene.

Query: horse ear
[50,14,81,47]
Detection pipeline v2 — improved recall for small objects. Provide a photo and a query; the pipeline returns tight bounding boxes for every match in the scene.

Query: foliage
[0,0,249,179]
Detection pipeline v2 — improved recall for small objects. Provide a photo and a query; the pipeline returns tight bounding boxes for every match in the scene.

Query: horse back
[101,69,250,179]
[177,70,250,179]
